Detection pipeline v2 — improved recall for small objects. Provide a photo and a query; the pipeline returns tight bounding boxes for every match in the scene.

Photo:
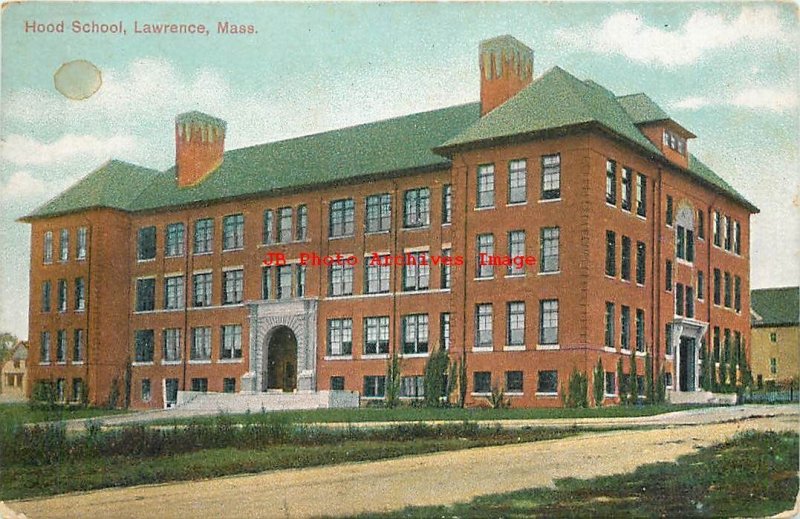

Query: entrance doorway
[265,326,297,392]
[679,337,696,392]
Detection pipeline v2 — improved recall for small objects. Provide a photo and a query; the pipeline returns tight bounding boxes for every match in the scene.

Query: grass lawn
[0,403,128,424]
[353,430,799,518]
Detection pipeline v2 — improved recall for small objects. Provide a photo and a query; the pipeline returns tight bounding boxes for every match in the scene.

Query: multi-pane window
[365,256,391,294]
[605,231,616,276]
[327,318,353,356]
[74,329,87,362]
[604,302,615,348]
[141,379,151,402]
[724,272,732,308]
[724,216,732,251]
[664,129,687,155]
[440,313,451,350]
[365,194,391,233]
[41,281,51,312]
[191,378,208,392]
[686,286,695,318]
[40,331,51,363]
[442,184,453,224]
[675,283,685,316]
[636,241,646,285]
[164,276,184,309]
[328,262,354,296]
[676,226,694,262]
[403,252,430,291]
[541,154,561,200]
[697,271,705,300]
[43,231,53,264]
[666,196,674,226]
[621,236,631,281]
[508,231,526,276]
[296,205,308,241]
[165,379,179,405]
[666,324,674,356]
[74,277,86,311]
[506,371,524,393]
[402,314,429,354]
[733,220,741,254]
[56,330,67,362]
[76,227,88,260]
[537,371,558,394]
[223,214,244,250]
[165,223,185,257]
[278,207,292,243]
[508,159,527,204]
[330,199,355,237]
[441,248,452,288]
[697,211,705,239]
[194,218,214,254]
[475,304,493,348]
[59,229,70,262]
[136,278,155,312]
[57,279,67,312]
[296,266,306,297]
[734,275,741,312]
[135,330,155,362]
[636,174,647,217]
[363,376,386,398]
[620,305,630,351]
[473,372,491,393]
[476,164,495,208]
[635,308,645,352]
[724,329,731,362]
[163,329,181,362]
[261,267,272,300]
[72,378,84,402]
[400,376,425,399]
[262,210,274,244]
[403,188,430,228]
[713,269,721,305]
[476,234,494,278]
[193,272,212,307]
[507,302,525,346]
[277,265,292,300]
[539,299,559,345]
[137,227,155,260]
[770,358,778,375]
[621,167,632,210]
[605,160,617,205]
[191,327,212,360]
[605,371,616,395]
[223,269,244,305]
[665,260,673,291]
[221,324,242,359]
[364,316,390,355]
[540,227,559,273]
[223,378,236,393]
[713,211,721,246]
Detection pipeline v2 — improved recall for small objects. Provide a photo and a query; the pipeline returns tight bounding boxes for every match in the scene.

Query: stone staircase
[175,390,360,413]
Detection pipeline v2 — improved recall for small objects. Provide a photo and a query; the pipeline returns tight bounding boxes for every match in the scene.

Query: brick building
[20,36,756,409]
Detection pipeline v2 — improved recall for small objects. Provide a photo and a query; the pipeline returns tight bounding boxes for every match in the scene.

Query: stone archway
[265,326,297,392]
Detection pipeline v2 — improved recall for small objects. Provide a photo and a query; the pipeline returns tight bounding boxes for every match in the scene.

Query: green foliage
[124,361,133,409]
[107,377,121,409]
[616,356,625,402]
[423,345,449,408]
[385,350,402,408]
[592,358,604,407]
[628,349,639,405]
[30,380,58,410]
[644,352,654,402]
[456,354,468,408]
[485,384,510,409]
[700,342,712,391]
[655,366,666,404]
[563,369,589,408]
[710,354,719,391]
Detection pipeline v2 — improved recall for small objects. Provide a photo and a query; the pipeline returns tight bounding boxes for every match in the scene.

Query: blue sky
[1,2,797,339]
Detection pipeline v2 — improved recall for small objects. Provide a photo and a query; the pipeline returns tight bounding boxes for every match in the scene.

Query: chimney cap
[479,35,533,56]
[176,111,227,130]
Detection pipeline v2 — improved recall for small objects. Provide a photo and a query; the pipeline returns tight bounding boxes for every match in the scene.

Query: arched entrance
[264,326,297,392]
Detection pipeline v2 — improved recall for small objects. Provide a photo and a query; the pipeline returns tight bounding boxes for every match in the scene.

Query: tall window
[403,188,430,228]
[223,269,244,304]
[476,234,494,278]
[57,279,67,312]
[194,218,213,254]
[724,216,732,250]
[221,325,242,359]
[697,271,705,300]
[278,207,293,243]
[164,275,184,309]
[296,205,308,241]
[604,302,615,348]
[666,324,674,356]
[41,281,51,313]
[676,226,694,262]
[441,248,452,288]
[508,230,526,275]
[508,159,527,204]
[40,331,51,363]
[713,211,721,247]
[73,329,85,362]
[135,278,155,312]
[76,227,88,260]
[636,174,647,217]
[724,272,732,308]
[43,231,53,264]
[605,159,617,205]
[262,210,274,244]
[605,231,616,276]
[636,241,646,285]
[327,318,353,356]
[734,275,741,312]
[541,154,561,200]
[365,255,391,294]
[540,227,559,273]
[686,286,695,318]
[403,252,430,291]
[329,198,355,237]
[296,266,306,297]
[733,221,741,254]
[135,330,155,362]
[676,283,685,316]
[163,329,181,362]
[223,214,244,250]
[635,308,645,352]
[165,223,185,258]
[191,327,211,360]
[56,330,67,362]
[74,277,86,311]
[713,268,721,305]
[364,316,390,355]
[60,229,70,262]
[137,226,155,260]
[403,314,429,354]
[665,260,673,291]
[365,194,391,233]
[507,302,525,346]
[476,164,495,208]
[475,304,493,348]
[277,265,292,300]
[666,196,674,226]
[261,267,271,300]
[697,211,705,239]
[440,313,451,350]
[442,184,453,224]
[621,236,631,281]
[141,380,151,402]
[620,305,630,351]
[539,299,559,345]
[193,272,212,307]
[621,167,632,210]
[328,262,354,296]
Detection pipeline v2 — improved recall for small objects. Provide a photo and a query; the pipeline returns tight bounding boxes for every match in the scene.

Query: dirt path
[10,414,799,519]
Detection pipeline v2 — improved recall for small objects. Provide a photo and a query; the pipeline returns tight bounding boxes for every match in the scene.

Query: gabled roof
[11,342,28,361]
[751,287,800,327]
[616,93,671,125]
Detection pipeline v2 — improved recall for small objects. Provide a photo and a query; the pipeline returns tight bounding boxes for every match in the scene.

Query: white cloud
[0,171,48,198]
[1,134,138,167]
[558,7,791,67]
[671,87,797,113]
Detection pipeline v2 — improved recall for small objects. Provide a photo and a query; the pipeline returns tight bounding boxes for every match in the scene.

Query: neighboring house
[19,35,756,409]
[751,287,800,387]
[1,342,28,401]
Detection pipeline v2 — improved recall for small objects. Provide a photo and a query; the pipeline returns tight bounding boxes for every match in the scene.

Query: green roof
[687,155,754,210]
[751,287,800,327]
[616,93,671,124]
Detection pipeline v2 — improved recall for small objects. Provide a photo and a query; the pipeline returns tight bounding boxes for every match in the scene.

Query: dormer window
[663,129,687,156]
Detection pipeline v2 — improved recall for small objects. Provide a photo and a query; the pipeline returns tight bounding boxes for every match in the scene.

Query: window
[136,278,155,312]
[400,376,425,399]
[165,223,185,257]
[73,329,84,362]
[137,226,155,260]
[697,211,705,239]
[403,252,430,291]
[604,302,615,349]
[686,286,695,318]
[327,319,353,356]
[43,231,53,264]
[476,164,495,208]
[605,372,616,396]
[223,214,244,250]
[194,218,214,254]
[191,378,208,392]
[621,167,632,210]
[675,283,684,316]
[193,273,212,307]
[676,226,694,262]
[55,379,65,401]
[697,271,705,300]
[221,325,242,359]
[364,317,390,355]
[224,269,244,305]
[365,256,391,294]
[540,227,560,273]
[537,371,558,394]
[713,269,721,305]
[475,304,493,348]
[72,378,84,402]
[328,262,354,296]
[713,327,720,362]
[541,154,561,200]
[506,371,524,393]
[441,248,452,288]
[403,314,429,354]
[665,260,673,291]
[508,159,527,204]
[605,231,616,277]
[664,130,687,155]
[636,174,647,217]
[363,376,386,398]
[734,276,741,312]
[476,234,494,278]
[165,379,179,405]
[163,329,181,362]
[539,299,559,345]
[507,231,526,276]
[635,242,646,285]
[724,216,732,251]
[141,379,151,402]
[41,281,51,312]
[442,184,453,224]
[724,329,731,362]
[330,376,345,391]
[223,378,236,393]
[277,265,292,300]
[330,199,355,237]
[164,276,184,310]
[56,330,66,362]
[365,194,391,233]
[620,305,630,351]
[713,211,721,247]
[403,188,430,228]
[665,324,674,356]
[507,302,525,346]
[40,331,51,363]
[261,267,271,300]
[770,358,777,375]
[135,330,154,362]
[58,229,69,262]
[733,220,741,255]
[473,372,491,394]
[57,279,67,312]
[74,277,86,311]
[440,313,451,350]
[262,210,274,244]
[296,205,308,241]
[621,236,631,281]
[278,207,292,243]
[724,272,732,308]
[770,332,777,343]
[191,327,212,361]
[665,196,673,226]
[605,160,617,205]
[77,227,88,259]
[296,266,306,298]
[635,309,645,352]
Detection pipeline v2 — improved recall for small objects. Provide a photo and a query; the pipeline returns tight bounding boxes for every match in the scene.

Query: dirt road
[10,413,798,518]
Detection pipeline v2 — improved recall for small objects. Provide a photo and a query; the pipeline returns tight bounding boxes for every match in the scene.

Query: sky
[1,2,798,340]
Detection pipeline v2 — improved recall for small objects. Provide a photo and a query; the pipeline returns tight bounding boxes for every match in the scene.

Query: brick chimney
[479,35,533,116]
[175,111,226,187]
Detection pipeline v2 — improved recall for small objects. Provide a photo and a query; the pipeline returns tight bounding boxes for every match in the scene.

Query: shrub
[644,352,654,403]
[628,349,639,405]
[592,358,604,407]
[385,350,402,408]
[423,345,449,408]
[563,369,588,408]
[485,384,510,409]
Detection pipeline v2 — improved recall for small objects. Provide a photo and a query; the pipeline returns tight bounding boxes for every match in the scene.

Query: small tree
[710,353,718,392]
[729,343,739,390]
[123,360,133,409]
[456,354,468,408]
[644,352,654,403]
[423,345,449,408]
[592,358,604,407]
[486,383,510,409]
[563,369,589,408]
[700,342,711,391]
[655,366,667,404]
[628,349,639,405]
[616,356,625,403]
[739,342,753,389]
[385,350,402,408]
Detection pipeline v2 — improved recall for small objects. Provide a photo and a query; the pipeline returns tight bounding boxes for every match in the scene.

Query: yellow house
[750,287,799,387]
[0,342,28,401]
